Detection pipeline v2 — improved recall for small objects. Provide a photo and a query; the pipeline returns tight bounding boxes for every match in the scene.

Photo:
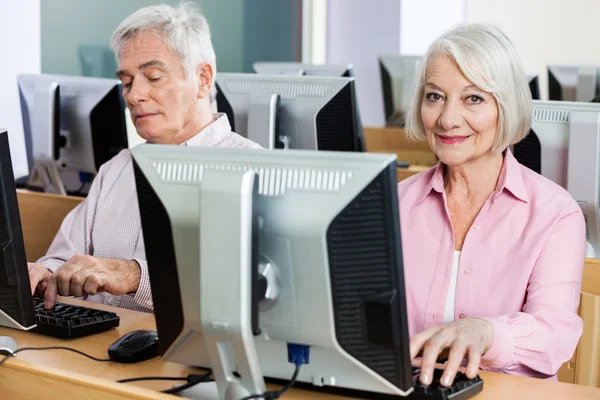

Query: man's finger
[44,274,58,309]
[70,269,92,297]
[83,273,103,296]
[56,263,83,296]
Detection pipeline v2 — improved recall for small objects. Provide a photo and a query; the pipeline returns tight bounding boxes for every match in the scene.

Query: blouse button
[459,313,465,319]
[464,268,472,275]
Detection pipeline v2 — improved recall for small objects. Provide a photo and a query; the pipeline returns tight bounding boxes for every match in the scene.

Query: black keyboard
[410,367,484,399]
[32,298,120,338]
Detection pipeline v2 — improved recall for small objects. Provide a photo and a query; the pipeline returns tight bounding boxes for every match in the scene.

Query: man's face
[116,30,205,144]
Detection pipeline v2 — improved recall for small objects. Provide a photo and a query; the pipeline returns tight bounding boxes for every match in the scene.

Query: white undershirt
[443,251,461,324]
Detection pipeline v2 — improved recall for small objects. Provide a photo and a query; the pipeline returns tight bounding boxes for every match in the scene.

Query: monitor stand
[247,92,280,149]
[28,156,66,196]
[195,167,266,400]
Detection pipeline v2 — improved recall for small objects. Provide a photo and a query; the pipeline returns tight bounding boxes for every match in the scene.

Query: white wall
[467,0,600,100]
[326,0,401,126]
[400,0,466,55]
[0,0,41,178]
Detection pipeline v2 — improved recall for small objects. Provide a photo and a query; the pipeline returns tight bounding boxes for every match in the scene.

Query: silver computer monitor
[253,62,355,78]
[513,100,600,257]
[132,145,413,399]
[378,54,422,127]
[215,73,364,152]
[548,65,600,102]
[17,74,128,194]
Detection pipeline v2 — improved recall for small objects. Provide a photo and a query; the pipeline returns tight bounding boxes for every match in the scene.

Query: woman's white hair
[110,2,217,101]
[405,23,532,153]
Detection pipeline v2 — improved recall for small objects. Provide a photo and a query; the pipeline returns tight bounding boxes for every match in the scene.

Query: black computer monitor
[216,73,365,152]
[527,74,541,100]
[0,130,36,330]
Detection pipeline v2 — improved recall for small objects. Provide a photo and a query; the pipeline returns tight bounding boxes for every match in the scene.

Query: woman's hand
[410,318,494,387]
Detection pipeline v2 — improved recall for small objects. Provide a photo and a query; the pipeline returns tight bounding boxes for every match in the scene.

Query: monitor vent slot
[221,79,330,100]
[152,162,352,196]
[533,108,570,123]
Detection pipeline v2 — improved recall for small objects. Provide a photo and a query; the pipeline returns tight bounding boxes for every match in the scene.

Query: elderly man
[28,3,260,312]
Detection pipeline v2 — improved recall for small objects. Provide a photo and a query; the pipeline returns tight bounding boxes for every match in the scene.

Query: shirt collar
[181,113,232,147]
[415,148,529,205]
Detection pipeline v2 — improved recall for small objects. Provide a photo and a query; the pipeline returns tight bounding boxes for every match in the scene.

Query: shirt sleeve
[35,170,104,272]
[478,202,586,377]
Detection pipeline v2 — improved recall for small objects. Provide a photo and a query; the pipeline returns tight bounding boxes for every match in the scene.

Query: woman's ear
[196,62,214,100]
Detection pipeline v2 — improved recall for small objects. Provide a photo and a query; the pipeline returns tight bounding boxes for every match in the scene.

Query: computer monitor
[215,73,364,152]
[527,74,541,100]
[513,100,600,258]
[132,145,413,398]
[378,54,422,127]
[17,74,128,195]
[253,62,355,78]
[548,64,600,102]
[0,130,37,331]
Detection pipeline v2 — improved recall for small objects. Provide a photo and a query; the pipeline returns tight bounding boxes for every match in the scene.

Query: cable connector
[287,343,310,366]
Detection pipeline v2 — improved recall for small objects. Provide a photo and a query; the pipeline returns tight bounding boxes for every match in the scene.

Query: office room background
[2,0,600,178]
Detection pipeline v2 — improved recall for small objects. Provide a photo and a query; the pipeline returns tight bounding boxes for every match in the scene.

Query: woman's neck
[444,152,504,202]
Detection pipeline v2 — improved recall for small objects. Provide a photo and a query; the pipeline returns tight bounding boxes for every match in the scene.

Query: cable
[0,346,111,367]
[161,371,213,395]
[239,343,309,400]
[117,376,188,384]
[239,364,301,400]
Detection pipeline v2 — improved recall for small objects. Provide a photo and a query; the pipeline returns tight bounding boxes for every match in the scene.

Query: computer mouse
[0,336,18,356]
[107,329,159,363]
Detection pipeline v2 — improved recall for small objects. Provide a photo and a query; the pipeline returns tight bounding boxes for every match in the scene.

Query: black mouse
[108,330,159,363]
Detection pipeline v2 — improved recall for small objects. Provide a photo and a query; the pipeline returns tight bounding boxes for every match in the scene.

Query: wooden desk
[1,299,600,399]
[363,126,437,168]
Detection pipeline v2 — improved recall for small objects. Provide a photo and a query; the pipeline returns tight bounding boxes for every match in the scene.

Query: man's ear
[196,62,214,100]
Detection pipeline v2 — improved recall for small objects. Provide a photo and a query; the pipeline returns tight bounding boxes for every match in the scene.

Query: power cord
[239,343,310,400]
[161,370,213,395]
[0,346,111,366]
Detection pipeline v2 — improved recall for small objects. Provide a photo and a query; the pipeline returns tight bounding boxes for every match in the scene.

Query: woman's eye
[467,95,483,104]
[426,93,442,101]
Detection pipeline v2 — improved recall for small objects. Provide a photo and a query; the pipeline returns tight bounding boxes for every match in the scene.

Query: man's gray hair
[111,2,217,101]
[405,23,532,153]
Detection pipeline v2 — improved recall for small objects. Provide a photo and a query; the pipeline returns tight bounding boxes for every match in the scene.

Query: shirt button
[107,298,114,305]
[464,268,472,275]
[459,314,465,319]
[473,224,480,230]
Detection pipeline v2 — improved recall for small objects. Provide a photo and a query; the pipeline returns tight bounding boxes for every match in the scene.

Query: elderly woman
[400,23,585,387]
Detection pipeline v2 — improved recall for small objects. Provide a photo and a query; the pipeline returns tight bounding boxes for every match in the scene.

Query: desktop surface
[1,297,600,399]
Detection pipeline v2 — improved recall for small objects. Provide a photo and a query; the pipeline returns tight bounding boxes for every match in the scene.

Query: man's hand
[42,255,141,309]
[410,318,494,387]
[28,262,52,297]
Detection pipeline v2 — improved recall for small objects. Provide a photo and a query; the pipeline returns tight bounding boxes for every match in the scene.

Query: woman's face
[420,54,499,167]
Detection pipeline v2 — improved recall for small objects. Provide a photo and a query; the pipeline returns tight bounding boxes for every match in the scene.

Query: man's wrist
[127,260,142,294]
